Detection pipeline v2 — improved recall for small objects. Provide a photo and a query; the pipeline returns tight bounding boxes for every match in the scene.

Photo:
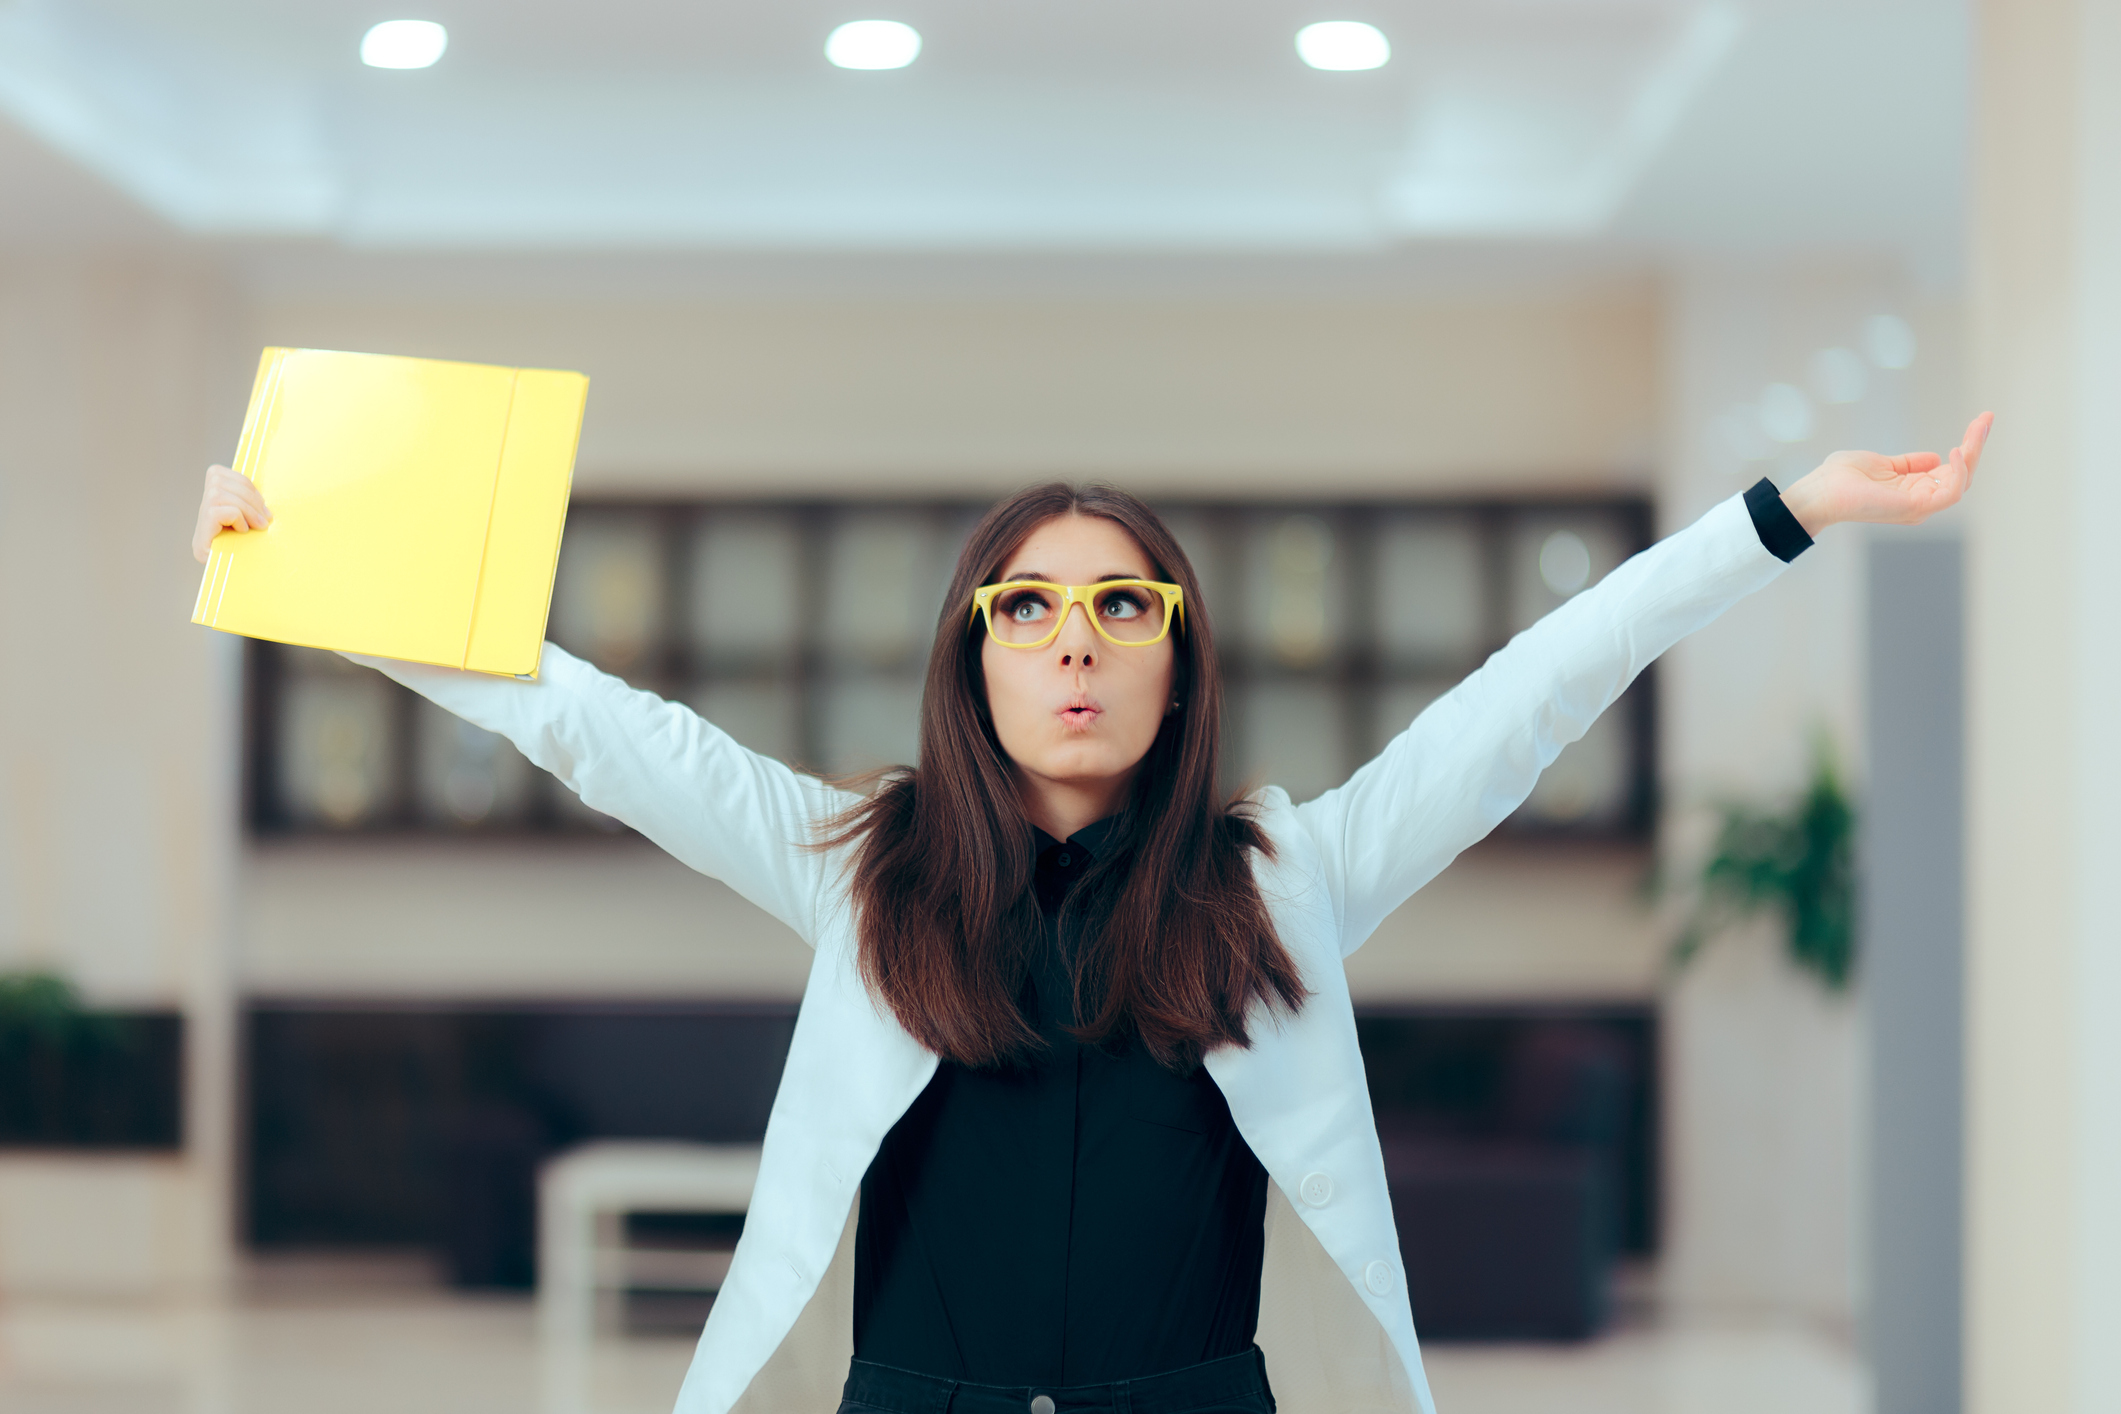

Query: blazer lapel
[1203,820,1438,1414]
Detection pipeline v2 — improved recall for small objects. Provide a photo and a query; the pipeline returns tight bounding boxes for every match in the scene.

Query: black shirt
[848,483,1811,1383]
[851,816,1269,1384]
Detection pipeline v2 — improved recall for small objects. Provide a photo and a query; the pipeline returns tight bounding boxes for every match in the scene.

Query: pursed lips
[1056,698,1102,730]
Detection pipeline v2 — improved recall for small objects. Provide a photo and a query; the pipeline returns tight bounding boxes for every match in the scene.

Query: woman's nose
[1055,601,1097,668]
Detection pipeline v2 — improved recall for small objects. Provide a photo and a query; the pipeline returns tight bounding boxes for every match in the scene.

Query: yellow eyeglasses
[968,579,1185,649]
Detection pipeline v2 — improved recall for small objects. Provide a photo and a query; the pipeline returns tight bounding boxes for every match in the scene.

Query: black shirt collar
[1031,814,1123,917]
[1031,813,1124,859]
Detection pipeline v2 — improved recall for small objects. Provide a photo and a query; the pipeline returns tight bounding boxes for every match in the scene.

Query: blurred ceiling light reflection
[1864,314,1918,370]
[1758,382,1815,443]
[827,20,922,70]
[1809,347,1868,405]
[1296,22,1391,71]
[1717,404,1773,461]
[360,20,448,70]
[1538,531,1592,596]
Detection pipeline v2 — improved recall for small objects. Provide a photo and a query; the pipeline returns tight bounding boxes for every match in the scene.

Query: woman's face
[980,514,1178,823]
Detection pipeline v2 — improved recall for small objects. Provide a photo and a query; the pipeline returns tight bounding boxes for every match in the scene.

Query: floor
[0,1257,1869,1414]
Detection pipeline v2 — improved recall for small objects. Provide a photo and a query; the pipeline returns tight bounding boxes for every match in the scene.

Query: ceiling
[0,0,1965,280]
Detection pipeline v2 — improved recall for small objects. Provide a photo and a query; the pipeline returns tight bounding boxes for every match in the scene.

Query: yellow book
[192,347,588,678]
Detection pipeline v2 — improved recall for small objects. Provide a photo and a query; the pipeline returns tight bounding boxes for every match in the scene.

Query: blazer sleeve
[1292,492,1792,955]
[342,642,859,946]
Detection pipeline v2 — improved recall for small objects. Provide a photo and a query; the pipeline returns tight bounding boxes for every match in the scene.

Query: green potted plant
[0,971,169,1146]
[1664,740,1858,991]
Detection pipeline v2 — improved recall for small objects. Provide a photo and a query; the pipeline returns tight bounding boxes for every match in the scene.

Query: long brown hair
[822,483,1307,1071]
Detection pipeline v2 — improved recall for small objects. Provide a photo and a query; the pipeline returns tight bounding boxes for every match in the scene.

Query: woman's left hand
[1779,411,1991,536]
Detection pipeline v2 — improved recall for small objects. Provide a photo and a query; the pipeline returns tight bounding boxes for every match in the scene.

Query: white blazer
[354,492,1787,1414]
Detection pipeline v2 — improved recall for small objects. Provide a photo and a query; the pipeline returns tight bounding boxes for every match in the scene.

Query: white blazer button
[1364,1259,1394,1295]
[1299,1171,1333,1207]
[1031,1398,1055,1414]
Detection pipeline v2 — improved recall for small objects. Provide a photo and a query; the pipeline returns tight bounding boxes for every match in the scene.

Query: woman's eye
[1101,592,1145,618]
[1003,595,1049,622]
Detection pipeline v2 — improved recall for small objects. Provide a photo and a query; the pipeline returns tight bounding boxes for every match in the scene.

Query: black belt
[840,1346,1275,1414]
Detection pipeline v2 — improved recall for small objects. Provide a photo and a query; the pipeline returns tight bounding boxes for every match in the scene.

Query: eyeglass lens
[989,585,1167,644]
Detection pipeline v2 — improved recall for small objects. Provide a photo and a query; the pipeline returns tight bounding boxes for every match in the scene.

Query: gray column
[1863,535,1963,1414]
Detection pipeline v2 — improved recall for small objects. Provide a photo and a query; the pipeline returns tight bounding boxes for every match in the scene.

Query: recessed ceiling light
[1296,21,1390,72]
[826,20,922,70]
[361,20,448,70]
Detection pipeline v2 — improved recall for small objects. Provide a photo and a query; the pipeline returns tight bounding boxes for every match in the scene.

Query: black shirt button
[1057,852,1072,866]
[1031,1398,1055,1414]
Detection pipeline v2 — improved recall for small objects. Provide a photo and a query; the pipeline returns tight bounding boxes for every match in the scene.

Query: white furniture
[537,1140,762,1347]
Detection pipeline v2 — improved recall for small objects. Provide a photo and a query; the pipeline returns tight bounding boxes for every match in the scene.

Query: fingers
[1887,413,1989,523]
[194,503,261,563]
[207,467,271,523]
[1930,412,1989,513]
[207,471,271,526]
[193,463,272,563]
[1835,449,1942,481]
[205,496,268,531]
[1960,411,1993,483]
[1816,415,1989,527]
[1915,446,1969,519]
[1885,451,1943,478]
[218,501,268,532]
[202,499,268,542]
[1829,450,1898,481]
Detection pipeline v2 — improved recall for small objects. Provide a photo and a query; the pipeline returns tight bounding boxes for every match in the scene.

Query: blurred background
[0,0,2110,1411]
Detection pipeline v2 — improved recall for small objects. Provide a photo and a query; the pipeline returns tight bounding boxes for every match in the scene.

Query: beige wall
[0,256,246,1002]
[1965,0,2121,1406]
[244,291,1659,498]
[242,837,1667,1004]
[0,254,253,1294]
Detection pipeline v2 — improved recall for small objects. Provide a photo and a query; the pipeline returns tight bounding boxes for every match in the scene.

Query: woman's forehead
[998,514,1154,579]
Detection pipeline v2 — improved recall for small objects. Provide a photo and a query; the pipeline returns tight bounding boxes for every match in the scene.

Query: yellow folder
[192,347,587,678]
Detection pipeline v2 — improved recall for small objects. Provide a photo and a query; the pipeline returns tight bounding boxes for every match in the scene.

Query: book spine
[459,368,522,668]
[197,348,289,628]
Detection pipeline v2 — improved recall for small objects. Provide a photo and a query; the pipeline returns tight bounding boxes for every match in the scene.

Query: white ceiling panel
[0,94,168,243]
[0,0,1964,265]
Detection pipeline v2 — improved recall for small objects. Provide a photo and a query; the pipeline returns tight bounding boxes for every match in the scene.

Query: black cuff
[1743,478,1814,563]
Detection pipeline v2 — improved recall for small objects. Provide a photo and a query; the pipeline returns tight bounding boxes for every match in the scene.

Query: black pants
[837,1347,1276,1414]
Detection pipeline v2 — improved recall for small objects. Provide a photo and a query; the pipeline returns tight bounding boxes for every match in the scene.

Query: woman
[192,414,1987,1414]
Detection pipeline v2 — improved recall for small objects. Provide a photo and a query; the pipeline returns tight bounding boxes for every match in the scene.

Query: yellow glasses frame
[968,579,1186,650]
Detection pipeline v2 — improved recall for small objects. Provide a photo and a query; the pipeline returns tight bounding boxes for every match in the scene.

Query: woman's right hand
[193,464,271,564]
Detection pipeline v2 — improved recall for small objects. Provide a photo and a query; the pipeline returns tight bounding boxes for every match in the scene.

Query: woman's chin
[1019,741,1148,791]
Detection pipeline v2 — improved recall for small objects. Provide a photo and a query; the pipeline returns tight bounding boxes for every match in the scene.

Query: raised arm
[190,459,857,944]
[1296,414,1990,953]
[346,646,858,944]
